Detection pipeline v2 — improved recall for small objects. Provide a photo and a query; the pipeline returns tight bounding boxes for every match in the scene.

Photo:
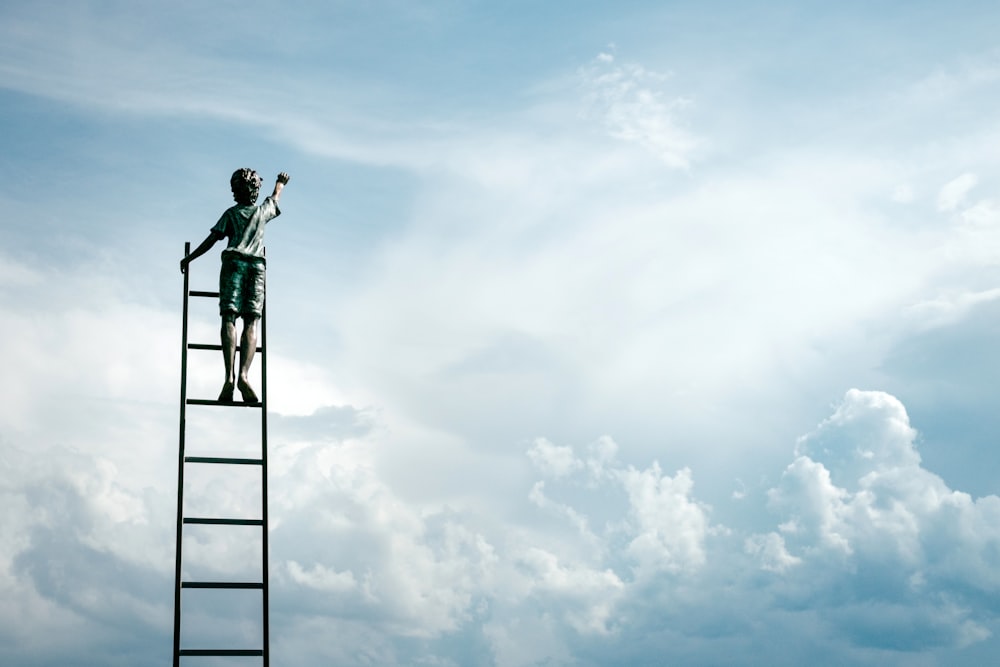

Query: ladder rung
[189,290,220,298]
[188,343,264,352]
[185,456,264,465]
[186,398,262,408]
[184,518,264,526]
[179,649,264,657]
[182,581,264,589]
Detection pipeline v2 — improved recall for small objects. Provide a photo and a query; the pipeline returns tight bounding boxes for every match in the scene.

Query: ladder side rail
[173,242,191,667]
[261,276,270,666]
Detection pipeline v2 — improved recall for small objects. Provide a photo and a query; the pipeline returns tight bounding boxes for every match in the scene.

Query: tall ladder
[173,241,270,665]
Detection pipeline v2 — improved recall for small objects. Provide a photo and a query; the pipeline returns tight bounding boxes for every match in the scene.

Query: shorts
[219,251,265,317]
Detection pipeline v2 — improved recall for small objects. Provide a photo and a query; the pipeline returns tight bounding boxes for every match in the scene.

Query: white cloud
[959,199,1000,227]
[0,439,173,665]
[744,532,802,572]
[771,454,853,554]
[0,5,447,170]
[903,287,1000,330]
[527,437,580,477]
[618,464,710,576]
[0,256,42,286]
[937,172,978,211]
[762,389,1000,647]
[287,560,357,593]
[528,481,598,544]
[518,547,624,635]
[891,183,914,203]
[525,436,714,577]
[794,389,921,478]
[907,55,1000,103]
[270,436,500,637]
[585,436,619,481]
[482,615,573,667]
[579,53,699,168]
[7,361,1000,665]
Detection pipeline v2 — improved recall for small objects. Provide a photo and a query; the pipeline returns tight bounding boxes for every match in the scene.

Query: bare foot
[218,381,235,402]
[237,378,259,403]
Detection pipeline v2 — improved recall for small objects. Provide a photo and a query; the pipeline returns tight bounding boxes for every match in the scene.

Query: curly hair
[230,168,263,205]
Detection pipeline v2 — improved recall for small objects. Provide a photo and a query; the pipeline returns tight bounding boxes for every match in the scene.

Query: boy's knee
[222,312,238,325]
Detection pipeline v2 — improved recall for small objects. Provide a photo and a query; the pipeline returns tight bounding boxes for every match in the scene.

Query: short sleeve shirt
[211,196,281,259]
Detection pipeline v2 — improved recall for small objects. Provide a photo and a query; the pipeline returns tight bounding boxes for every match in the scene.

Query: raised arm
[180,230,223,274]
[271,172,290,203]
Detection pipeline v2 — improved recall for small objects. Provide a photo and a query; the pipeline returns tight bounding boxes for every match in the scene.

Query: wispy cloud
[938,172,979,211]
[579,51,700,168]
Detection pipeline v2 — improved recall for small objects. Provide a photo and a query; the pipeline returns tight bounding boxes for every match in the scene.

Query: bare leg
[237,315,259,403]
[219,313,237,401]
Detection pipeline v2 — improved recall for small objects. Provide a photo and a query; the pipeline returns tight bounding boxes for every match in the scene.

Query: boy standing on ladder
[180,169,290,403]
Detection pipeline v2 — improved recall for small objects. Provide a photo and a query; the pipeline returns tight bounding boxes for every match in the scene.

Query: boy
[180,169,290,403]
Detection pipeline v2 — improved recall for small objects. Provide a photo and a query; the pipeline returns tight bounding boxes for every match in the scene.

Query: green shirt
[211,196,281,259]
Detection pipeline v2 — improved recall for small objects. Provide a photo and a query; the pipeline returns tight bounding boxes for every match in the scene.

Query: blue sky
[4,1,1000,665]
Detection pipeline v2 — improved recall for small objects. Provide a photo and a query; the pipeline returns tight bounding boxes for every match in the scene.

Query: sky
[3,1,1000,665]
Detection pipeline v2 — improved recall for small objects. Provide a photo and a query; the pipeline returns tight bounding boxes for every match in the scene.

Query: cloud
[902,287,1000,331]
[265,429,717,661]
[906,53,1000,103]
[938,173,979,211]
[744,532,801,573]
[619,464,710,576]
[7,5,1000,665]
[525,436,713,582]
[6,370,1000,666]
[756,389,1000,650]
[272,404,377,441]
[579,53,700,168]
[526,437,580,478]
[0,4,448,170]
[517,547,624,635]
[270,436,498,638]
[0,440,172,667]
[891,183,915,203]
[287,560,357,593]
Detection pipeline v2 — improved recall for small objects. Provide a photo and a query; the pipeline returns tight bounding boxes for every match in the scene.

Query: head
[230,168,262,205]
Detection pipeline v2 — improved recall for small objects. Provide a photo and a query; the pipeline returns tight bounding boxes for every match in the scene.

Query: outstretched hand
[276,172,290,185]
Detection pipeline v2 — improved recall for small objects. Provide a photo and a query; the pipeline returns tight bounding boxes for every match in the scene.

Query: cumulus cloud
[0,441,172,667]
[264,393,1000,663]
[517,547,624,635]
[526,437,580,478]
[755,389,1000,650]
[526,436,713,581]
[267,431,718,661]
[744,532,801,573]
[8,373,1000,666]
[270,436,498,638]
[619,464,709,576]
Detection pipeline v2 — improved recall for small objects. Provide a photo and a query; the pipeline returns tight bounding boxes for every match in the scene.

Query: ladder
[173,241,270,665]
